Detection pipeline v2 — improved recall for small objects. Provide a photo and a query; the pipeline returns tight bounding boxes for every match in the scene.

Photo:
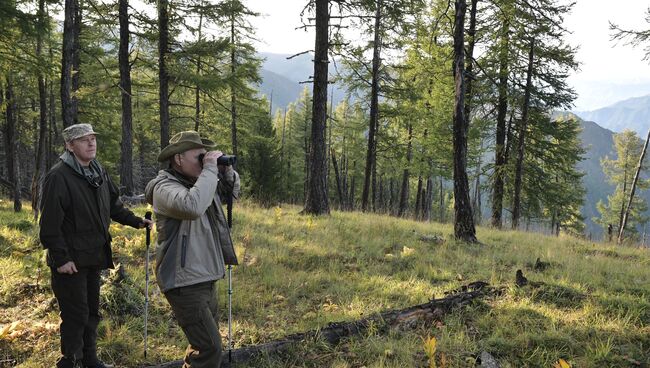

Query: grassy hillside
[0,198,649,367]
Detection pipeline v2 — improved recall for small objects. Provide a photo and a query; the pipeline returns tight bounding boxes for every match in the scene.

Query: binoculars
[198,153,237,166]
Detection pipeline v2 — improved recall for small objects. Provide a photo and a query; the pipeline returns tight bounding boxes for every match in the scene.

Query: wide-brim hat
[157,131,216,162]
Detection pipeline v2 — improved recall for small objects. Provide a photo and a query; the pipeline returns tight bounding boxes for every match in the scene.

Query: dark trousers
[51,267,101,367]
[165,282,222,368]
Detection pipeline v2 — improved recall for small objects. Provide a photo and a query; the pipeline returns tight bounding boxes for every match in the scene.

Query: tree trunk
[617,128,650,244]
[451,0,476,242]
[414,176,423,219]
[5,76,21,212]
[511,39,535,230]
[60,0,76,128]
[280,109,286,192]
[439,175,445,222]
[194,12,203,132]
[472,140,482,225]
[71,0,80,125]
[303,0,330,215]
[465,0,479,226]
[463,0,478,126]
[424,175,433,221]
[361,0,382,212]
[398,123,412,217]
[118,0,134,196]
[158,0,170,150]
[303,111,310,203]
[349,161,357,210]
[490,17,509,229]
[230,11,238,160]
[331,148,345,209]
[617,146,630,234]
[32,0,48,219]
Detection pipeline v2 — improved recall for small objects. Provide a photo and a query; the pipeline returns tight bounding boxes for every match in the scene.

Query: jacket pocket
[180,235,188,268]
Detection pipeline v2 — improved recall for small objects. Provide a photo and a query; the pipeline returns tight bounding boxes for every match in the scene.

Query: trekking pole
[144,211,152,359]
[226,193,234,364]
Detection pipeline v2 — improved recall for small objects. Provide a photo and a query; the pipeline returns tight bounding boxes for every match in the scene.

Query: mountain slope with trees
[575,94,650,136]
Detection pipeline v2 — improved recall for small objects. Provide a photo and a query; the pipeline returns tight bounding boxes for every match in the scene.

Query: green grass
[0,198,649,367]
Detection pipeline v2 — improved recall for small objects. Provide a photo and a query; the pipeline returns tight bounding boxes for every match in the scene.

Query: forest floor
[0,198,649,367]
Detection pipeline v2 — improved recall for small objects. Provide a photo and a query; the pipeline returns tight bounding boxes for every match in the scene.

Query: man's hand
[140,218,154,229]
[202,150,223,168]
[57,261,78,274]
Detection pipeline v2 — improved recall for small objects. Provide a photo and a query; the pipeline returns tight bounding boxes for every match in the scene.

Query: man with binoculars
[145,130,239,368]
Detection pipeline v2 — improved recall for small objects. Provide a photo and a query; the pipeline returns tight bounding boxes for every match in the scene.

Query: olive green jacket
[145,166,238,293]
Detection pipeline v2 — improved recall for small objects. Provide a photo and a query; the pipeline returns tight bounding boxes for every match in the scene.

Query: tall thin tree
[452,0,476,242]
[361,0,382,212]
[618,128,650,244]
[511,39,535,230]
[158,0,170,149]
[60,0,76,127]
[303,0,330,215]
[118,0,134,195]
[32,0,48,219]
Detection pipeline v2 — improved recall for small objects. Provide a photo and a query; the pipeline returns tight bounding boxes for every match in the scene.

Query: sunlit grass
[0,198,648,367]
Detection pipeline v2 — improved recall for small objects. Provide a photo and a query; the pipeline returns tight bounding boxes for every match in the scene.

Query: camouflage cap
[62,123,99,142]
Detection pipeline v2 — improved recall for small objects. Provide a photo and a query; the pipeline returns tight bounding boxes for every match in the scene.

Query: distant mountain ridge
[574,94,650,136]
[258,52,349,113]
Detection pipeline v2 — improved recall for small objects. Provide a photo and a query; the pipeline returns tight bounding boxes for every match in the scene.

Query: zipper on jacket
[180,235,187,268]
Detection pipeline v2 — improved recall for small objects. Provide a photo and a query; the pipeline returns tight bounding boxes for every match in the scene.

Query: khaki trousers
[165,281,222,368]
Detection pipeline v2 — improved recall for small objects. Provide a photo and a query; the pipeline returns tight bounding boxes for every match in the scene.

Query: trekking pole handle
[145,212,152,244]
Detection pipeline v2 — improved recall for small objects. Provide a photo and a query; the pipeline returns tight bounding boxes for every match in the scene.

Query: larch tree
[451,0,477,242]
[303,0,330,215]
[118,0,134,195]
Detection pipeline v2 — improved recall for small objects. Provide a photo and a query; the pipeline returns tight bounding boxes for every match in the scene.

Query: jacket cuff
[48,248,72,269]
[127,215,144,229]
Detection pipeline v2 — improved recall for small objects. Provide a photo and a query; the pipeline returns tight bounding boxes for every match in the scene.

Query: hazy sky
[246,0,650,111]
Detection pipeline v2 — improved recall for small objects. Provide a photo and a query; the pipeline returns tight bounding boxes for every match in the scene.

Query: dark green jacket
[39,160,142,269]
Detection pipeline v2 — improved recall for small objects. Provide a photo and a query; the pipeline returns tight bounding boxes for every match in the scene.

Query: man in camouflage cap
[40,123,152,368]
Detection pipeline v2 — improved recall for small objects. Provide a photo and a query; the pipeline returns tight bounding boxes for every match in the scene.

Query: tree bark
[424,175,433,221]
[490,17,509,229]
[32,0,48,219]
[617,128,650,244]
[452,0,476,242]
[361,0,382,212]
[60,0,76,128]
[194,12,203,132]
[303,0,330,215]
[415,175,423,219]
[463,0,478,127]
[230,10,238,159]
[71,0,80,125]
[118,0,134,196]
[5,76,22,212]
[511,39,535,230]
[158,0,170,150]
[398,123,413,217]
[472,140,483,225]
[331,148,345,209]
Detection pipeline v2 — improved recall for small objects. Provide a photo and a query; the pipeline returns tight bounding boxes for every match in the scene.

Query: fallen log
[145,281,498,368]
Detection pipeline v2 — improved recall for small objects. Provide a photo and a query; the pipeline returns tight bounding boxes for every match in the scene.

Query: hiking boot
[56,357,82,368]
